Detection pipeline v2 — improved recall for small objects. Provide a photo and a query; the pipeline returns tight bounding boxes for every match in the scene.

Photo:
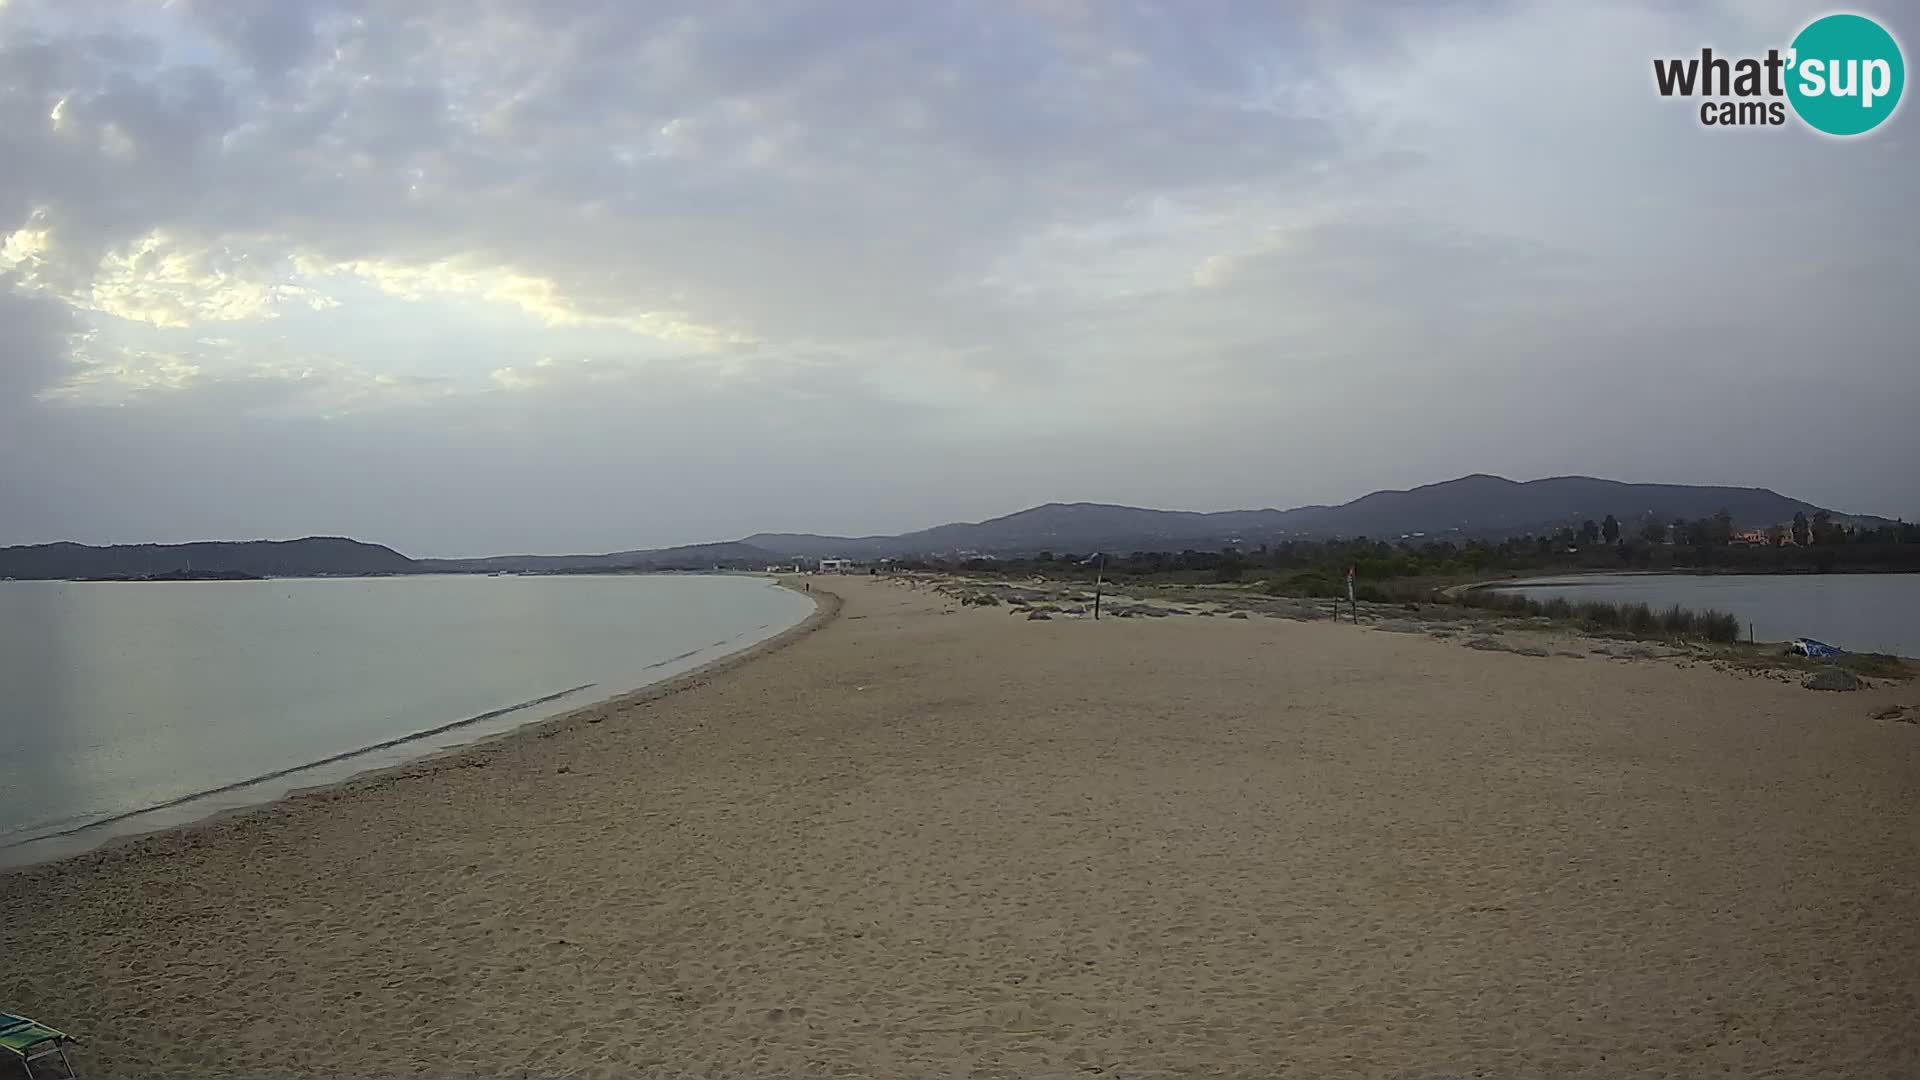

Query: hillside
[745,475,1838,558]
[0,537,416,580]
[1,537,781,580]
[412,541,778,574]
[1268,474,1829,540]
[6,474,1859,577]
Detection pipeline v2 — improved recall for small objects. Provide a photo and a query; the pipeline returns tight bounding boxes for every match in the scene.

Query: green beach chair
[0,1014,78,1079]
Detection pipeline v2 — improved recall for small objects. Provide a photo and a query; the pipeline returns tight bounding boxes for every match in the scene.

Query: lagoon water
[0,574,813,863]
[1493,572,1920,657]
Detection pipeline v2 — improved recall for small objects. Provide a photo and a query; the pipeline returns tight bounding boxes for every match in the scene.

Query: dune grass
[1457,587,1743,643]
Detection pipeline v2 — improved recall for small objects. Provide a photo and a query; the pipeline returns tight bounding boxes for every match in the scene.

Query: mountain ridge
[742,474,1851,558]
[2,474,1885,578]
[0,537,416,580]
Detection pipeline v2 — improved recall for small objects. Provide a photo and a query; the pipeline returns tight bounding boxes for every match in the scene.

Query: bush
[1266,572,1343,599]
[1490,591,1539,616]
[1579,600,1621,627]
[1697,609,1741,643]
[1660,604,1690,633]
[1460,589,1745,645]
[1623,602,1657,635]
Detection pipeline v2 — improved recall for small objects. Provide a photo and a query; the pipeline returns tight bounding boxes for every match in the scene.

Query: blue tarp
[1790,638,1842,659]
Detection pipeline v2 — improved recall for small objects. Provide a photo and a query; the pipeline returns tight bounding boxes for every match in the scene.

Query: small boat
[0,1013,79,1078]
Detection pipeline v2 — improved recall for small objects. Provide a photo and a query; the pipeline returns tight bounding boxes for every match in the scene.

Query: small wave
[643,646,709,671]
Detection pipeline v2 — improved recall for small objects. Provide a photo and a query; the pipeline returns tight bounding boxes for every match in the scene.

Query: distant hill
[745,474,1841,557]
[747,503,1307,558]
[0,536,780,580]
[5,474,1866,578]
[0,537,415,580]
[1268,474,1832,540]
[412,541,779,574]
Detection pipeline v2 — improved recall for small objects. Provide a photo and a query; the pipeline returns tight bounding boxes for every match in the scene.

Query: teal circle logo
[1786,13,1905,136]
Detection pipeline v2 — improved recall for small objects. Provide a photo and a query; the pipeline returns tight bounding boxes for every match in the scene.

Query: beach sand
[3,576,1917,1078]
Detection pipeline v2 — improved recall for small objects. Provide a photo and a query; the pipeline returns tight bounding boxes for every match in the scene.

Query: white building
[818,558,853,573]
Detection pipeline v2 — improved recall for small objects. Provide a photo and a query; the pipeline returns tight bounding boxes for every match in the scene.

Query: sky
[2,0,1915,556]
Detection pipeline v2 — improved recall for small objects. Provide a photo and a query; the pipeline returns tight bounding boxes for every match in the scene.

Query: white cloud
[302,256,753,348]
[83,232,295,326]
[0,222,50,270]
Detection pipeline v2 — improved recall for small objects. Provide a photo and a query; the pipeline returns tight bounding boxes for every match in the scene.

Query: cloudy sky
[2,0,1914,555]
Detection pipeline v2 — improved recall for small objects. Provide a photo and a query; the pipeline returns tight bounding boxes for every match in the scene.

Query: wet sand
[3,576,1917,1078]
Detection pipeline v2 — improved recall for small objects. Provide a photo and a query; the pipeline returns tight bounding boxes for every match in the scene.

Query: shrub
[1464,590,1744,646]
[1268,572,1343,599]
[1623,602,1657,635]
[1579,600,1621,627]
[1493,592,1539,616]
[1660,604,1690,633]
[1697,609,1741,643]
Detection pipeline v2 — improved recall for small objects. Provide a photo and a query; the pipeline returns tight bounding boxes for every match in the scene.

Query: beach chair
[0,1014,78,1079]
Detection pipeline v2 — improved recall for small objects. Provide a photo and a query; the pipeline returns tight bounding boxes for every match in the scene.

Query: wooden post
[1094,553,1104,620]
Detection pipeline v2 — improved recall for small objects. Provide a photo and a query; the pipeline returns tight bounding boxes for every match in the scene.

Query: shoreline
[4,576,1914,1078]
[0,578,837,872]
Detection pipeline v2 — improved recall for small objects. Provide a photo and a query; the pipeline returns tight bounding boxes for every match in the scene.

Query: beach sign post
[1346,565,1357,622]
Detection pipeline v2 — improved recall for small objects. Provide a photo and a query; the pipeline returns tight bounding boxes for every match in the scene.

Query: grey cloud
[3,0,1916,550]
[184,0,329,80]
[0,278,75,405]
[12,0,1347,352]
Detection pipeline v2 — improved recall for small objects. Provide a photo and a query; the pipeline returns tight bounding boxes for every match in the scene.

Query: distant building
[818,558,853,573]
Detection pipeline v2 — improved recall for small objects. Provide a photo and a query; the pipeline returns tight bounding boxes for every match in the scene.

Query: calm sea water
[1493,573,1920,656]
[0,574,813,864]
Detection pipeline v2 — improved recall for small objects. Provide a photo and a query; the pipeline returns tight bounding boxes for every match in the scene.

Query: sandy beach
[3,575,1917,1078]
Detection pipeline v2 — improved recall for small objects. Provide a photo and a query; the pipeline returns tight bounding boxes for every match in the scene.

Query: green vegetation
[889,510,1918,650]
[1723,649,1913,681]
[898,510,1920,588]
[1451,586,1742,642]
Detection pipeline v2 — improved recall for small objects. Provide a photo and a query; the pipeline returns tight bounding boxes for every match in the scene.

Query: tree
[1766,524,1786,547]
[1639,518,1671,545]
[1580,519,1601,545]
[1792,511,1810,546]
[1707,508,1733,546]
[1602,514,1620,544]
[1811,509,1834,545]
[1214,548,1246,583]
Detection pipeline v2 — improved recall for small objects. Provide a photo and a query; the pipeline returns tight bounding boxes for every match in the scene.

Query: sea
[1491,572,1920,657]
[0,573,814,865]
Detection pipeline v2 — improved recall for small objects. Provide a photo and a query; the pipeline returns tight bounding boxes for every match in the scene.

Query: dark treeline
[893,510,1920,597]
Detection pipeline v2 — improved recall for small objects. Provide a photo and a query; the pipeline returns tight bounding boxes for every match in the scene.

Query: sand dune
[3,576,1917,1078]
